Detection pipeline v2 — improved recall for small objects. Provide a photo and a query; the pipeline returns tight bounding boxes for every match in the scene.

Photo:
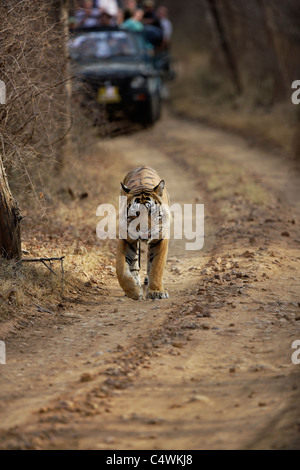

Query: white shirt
[160,18,173,41]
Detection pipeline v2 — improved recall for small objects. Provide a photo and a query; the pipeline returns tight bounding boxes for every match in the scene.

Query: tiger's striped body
[116,166,170,300]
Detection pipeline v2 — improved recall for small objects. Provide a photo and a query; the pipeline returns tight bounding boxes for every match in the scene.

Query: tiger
[116,165,170,300]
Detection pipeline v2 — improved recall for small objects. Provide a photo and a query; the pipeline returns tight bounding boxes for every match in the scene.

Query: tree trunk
[0,155,21,260]
[206,0,242,94]
[258,0,288,101]
[293,106,300,160]
[50,0,72,172]
[58,0,72,171]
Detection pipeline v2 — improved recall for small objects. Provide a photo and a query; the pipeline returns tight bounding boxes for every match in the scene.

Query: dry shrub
[0,258,63,320]
[0,0,71,198]
[0,0,76,319]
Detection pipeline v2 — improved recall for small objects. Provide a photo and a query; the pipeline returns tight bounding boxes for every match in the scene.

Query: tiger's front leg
[116,239,143,300]
[146,239,169,299]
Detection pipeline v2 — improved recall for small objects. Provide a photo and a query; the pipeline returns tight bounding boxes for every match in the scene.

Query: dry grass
[0,259,63,320]
[0,123,121,323]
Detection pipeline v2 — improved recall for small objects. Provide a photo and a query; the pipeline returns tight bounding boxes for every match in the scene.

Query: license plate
[97,86,121,103]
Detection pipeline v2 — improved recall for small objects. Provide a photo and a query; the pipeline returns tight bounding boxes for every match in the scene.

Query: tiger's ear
[153,180,165,197]
[120,182,131,194]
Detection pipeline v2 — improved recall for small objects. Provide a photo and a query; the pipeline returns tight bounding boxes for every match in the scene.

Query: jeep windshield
[69,30,144,62]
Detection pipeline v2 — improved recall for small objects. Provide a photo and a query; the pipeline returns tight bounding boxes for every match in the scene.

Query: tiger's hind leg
[116,240,143,300]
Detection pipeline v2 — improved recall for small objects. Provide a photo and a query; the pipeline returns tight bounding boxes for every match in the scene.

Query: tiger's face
[127,193,163,240]
[120,181,169,241]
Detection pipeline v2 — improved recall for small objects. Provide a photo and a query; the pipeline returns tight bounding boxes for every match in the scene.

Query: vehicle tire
[140,92,161,126]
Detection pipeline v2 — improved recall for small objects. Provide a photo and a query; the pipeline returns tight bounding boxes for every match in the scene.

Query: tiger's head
[119,180,169,241]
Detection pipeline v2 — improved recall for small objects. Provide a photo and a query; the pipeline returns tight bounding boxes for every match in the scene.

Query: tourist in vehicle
[156,5,172,49]
[100,11,115,25]
[75,0,101,28]
[121,8,144,32]
[142,0,161,29]
[122,0,137,20]
[139,0,163,48]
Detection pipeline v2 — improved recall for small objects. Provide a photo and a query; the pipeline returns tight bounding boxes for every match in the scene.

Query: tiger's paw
[127,293,143,301]
[146,290,169,300]
[125,286,143,301]
[132,292,144,300]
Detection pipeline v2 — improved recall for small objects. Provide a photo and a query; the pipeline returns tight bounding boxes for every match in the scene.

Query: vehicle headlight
[131,76,146,89]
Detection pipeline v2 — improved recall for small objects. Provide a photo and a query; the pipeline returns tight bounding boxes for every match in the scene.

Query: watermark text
[96,198,204,251]
[0,80,6,105]
[291,80,300,105]
[0,341,6,364]
[291,340,300,365]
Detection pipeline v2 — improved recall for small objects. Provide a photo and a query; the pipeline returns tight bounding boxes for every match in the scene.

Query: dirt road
[0,112,300,450]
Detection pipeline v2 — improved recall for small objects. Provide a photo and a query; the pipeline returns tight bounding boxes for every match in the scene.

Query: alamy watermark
[291,340,300,365]
[96,198,204,251]
[0,80,6,105]
[291,80,300,105]
[0,341,6,364]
